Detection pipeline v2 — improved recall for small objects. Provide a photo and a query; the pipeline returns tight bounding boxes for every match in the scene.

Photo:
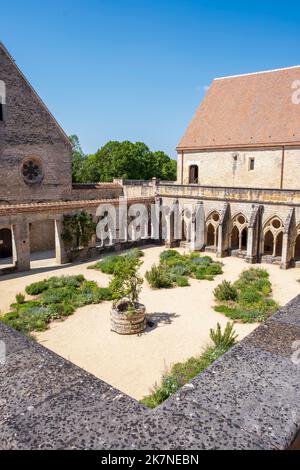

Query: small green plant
[109,256,143,311]
[145,262,173,288]
[213,280,238,302]
[15,293,25,304]
[209,322,238,350]
[174,275,190,287]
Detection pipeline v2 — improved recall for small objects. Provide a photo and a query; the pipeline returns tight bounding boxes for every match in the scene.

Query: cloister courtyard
[1,244,300,400]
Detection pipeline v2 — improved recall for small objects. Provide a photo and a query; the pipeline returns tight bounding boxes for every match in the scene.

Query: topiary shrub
[213,280,238,302]
[25,280,49,296]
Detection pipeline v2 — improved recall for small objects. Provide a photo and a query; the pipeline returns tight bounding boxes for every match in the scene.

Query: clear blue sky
[2,0,300,157]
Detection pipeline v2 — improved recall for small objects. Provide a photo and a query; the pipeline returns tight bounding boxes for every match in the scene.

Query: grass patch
[141,322,237,408]
[87,248,144,274]
[146,249,223,289]
[1,275,112,335]
[213,268,279,323]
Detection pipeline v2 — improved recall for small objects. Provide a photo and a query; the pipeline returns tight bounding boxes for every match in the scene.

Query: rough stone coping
[0,197,155,216]
[72,183,122,189]
[1,296,300,450]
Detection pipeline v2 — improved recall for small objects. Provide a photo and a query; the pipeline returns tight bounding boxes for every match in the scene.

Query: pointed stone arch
[263,216,284,259]
[230,212,249,253]
[205,210,220,250]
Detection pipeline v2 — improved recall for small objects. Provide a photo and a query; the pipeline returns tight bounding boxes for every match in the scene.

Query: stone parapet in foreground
[0,296,300,450]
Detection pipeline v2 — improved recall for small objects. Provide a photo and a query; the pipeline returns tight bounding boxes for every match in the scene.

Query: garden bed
[213,268,280,323]
[145,249,223,288]
[1,275,112,334]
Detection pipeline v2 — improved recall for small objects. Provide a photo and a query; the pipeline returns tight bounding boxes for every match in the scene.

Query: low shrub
[238,287,262,305]
[125,248,144,259]
[91,255,123,274]
[213,281,238,302]
[16,293,25,305]
[145,262,173,289]
[25,280,49,296]
[174,275,190,287]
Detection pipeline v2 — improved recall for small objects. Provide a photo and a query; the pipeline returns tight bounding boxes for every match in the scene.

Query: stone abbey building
[1,41,300,274]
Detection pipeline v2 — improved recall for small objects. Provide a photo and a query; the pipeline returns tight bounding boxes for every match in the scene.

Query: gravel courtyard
[1,245,300,400]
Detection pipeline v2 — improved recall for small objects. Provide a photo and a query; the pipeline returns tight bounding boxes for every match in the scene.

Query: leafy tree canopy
[69,137,177,183]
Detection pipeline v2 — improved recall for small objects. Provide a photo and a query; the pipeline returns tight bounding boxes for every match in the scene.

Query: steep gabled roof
[177,66,300,151]
[0,42,71,147]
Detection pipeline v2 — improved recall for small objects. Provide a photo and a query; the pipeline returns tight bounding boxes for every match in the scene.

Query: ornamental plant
[109,256,143,312]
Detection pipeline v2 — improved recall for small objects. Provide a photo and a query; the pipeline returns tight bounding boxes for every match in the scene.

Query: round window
[212,213,220,222]
[272,219,281,229]
[22,159,43,184]
[238,215,245,225]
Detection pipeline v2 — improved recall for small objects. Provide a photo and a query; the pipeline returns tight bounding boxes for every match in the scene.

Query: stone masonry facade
[1,43,300,275]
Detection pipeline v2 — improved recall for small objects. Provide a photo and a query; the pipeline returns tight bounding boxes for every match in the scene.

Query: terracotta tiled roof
[177,66,300,150]
[0,197,154,216]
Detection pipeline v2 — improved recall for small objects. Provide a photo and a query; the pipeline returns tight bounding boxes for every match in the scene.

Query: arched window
[189,165,199,184]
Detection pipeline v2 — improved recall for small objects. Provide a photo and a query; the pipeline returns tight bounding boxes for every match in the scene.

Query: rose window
[22,160,42,184]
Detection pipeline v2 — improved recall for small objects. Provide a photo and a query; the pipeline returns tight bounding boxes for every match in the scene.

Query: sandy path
[1,246,300,400]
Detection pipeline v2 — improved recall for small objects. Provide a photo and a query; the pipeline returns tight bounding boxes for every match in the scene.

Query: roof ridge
[215,65,300,81]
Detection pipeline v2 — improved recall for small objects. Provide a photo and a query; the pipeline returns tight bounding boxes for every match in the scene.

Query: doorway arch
[0,228,13,258]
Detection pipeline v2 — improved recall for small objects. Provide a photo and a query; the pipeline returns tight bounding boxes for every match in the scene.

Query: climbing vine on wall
[62,211,97,250]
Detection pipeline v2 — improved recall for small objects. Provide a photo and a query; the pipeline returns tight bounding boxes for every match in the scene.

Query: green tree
[78,140,177,182]
[69,135,86,183]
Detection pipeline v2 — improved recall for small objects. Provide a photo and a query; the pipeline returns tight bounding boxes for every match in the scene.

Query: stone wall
[177,147,300,190]
[29,220,55,253]
[0,44,72,204]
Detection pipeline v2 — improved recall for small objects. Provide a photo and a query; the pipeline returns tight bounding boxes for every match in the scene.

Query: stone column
[12,220,30,272]
[190,201,205,252]
[152,177,158,196]
[164,199,177,248]
[55,219,69,265]
[151,197,162,243]
[280,208,296,270]
[216,203,231,258]
[246,205,263,264]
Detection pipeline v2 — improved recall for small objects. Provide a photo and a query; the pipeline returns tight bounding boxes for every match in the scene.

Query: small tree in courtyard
[109,256,143,313]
